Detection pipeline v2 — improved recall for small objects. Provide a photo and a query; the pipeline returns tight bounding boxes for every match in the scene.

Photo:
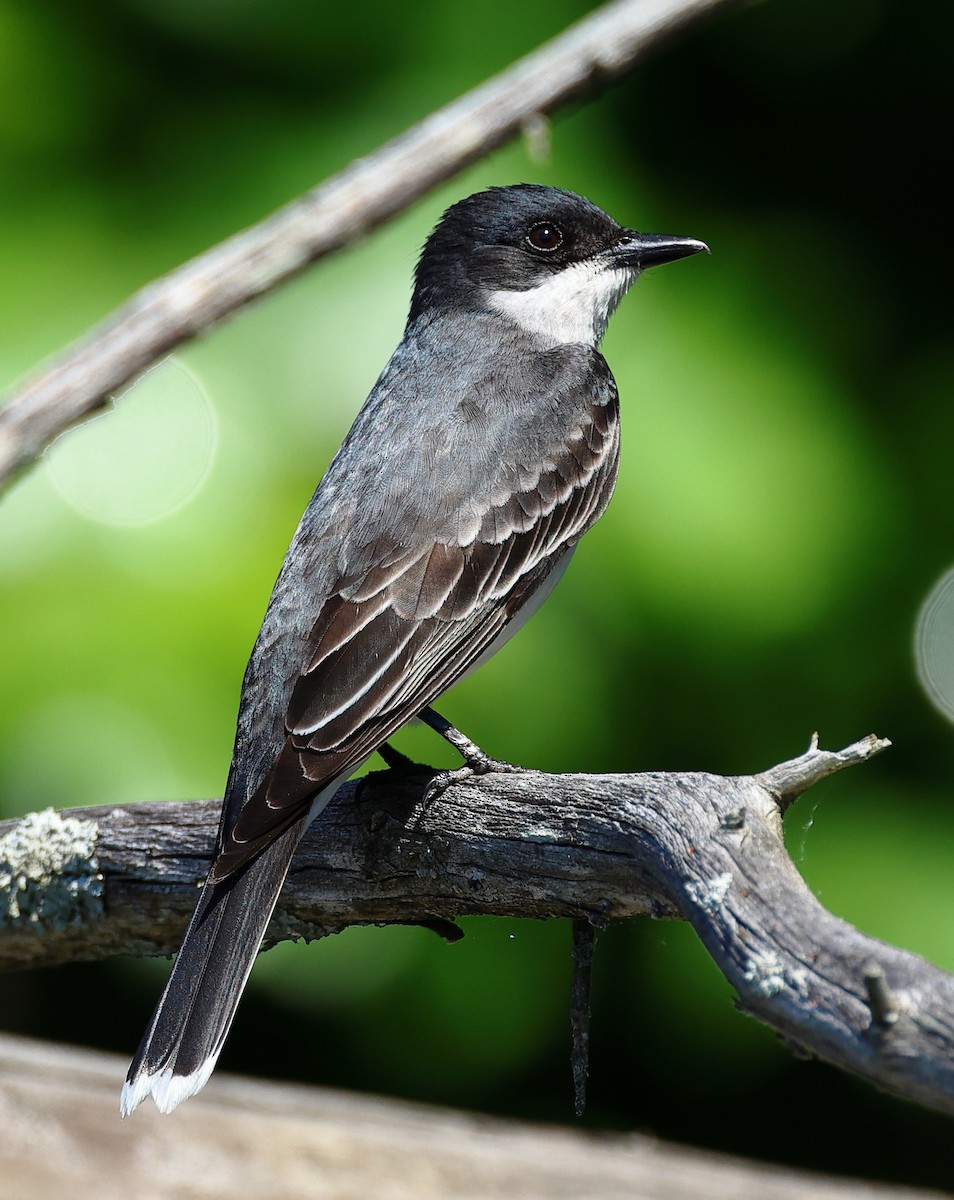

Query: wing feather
[289,606,419,736]
[217,362,620,877]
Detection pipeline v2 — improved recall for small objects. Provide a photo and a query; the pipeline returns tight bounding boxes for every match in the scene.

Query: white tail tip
[120,1053,220,1117]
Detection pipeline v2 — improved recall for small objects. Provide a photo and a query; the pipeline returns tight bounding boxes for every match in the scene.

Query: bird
[121,183,708,1116]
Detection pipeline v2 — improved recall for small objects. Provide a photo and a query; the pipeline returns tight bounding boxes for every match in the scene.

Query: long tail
[120,814,307,1116]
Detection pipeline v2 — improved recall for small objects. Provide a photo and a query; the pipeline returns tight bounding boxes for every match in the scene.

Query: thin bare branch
[0,0,744,492]
[757,732,892,811]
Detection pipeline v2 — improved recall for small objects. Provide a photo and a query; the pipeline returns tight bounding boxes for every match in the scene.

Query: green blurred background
[2,0,954,1188]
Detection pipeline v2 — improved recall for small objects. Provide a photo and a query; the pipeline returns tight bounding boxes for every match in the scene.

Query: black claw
[422,764,475,804]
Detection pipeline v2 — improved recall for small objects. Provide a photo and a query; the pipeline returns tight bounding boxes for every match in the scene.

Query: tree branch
[0,0,744,493]
[4,1033,945,1200]
[5,734,954,1119]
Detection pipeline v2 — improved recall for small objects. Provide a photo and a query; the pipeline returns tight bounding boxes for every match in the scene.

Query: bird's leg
[375,741,416,771]
[418,705,522,799]
[419,707,499,771]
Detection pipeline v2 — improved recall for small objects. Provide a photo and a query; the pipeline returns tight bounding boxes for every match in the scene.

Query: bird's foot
[423,751,523,803]
[415,705,524,802]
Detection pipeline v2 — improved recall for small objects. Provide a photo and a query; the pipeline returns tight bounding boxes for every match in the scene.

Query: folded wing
[212,381,619,879]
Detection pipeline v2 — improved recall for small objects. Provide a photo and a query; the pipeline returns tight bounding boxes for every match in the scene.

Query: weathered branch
[0,0,745,492]
[3,1033,944,1200]
[5,733,954,1119]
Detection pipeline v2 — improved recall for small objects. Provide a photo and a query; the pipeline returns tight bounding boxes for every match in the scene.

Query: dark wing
[212,376,619,880]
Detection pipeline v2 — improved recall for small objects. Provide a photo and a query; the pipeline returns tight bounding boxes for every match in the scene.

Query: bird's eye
[526,223,563,253]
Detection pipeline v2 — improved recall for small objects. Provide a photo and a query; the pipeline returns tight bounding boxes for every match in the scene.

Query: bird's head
[409,183,708,347]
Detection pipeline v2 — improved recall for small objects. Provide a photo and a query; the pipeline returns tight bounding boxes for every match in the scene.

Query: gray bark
[4,734,954,1119]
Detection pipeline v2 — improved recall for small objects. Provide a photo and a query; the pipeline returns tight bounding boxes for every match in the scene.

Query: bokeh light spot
[915,567,954,722]
[45,356,218,527]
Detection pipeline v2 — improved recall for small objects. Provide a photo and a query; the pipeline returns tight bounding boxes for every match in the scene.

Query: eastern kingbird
[121,184,707,1115]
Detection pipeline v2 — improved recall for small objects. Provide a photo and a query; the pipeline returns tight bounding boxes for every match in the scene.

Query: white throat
[487,261,636,348]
